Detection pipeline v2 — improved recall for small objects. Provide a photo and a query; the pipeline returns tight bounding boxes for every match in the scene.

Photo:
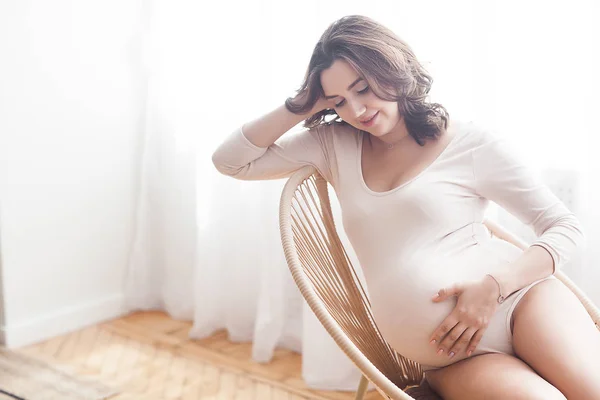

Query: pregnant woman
[212,15,599,399]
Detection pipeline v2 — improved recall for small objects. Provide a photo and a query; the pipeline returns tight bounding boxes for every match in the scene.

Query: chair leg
[355,375,369,400]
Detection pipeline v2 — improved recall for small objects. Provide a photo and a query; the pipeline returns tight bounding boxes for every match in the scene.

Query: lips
[360,112,378,123]
[359,111,379,126]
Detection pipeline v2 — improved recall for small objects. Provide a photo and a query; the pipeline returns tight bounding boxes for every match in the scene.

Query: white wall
[0,0,144,347]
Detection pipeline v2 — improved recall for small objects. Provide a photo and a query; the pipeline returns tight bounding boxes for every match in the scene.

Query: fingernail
[467,350,472,357]
[449,351,455,358]
[437,349,444,355]
[429,339,436,345]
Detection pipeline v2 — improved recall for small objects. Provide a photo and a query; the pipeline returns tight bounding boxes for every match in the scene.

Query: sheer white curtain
[125,0,600,391]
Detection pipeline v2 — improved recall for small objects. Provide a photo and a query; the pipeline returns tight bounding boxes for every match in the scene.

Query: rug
[0,348,117,400]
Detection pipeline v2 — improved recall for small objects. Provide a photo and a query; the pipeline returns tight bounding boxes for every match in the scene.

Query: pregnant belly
[366,242,519,367]
[369,269,459,367]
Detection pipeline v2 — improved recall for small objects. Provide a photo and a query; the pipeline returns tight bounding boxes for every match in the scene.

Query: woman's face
[320,59,402,137]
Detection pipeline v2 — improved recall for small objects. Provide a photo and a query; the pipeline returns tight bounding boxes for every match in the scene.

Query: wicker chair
[278,166,600,400]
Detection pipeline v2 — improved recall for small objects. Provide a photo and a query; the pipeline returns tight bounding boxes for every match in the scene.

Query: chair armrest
[482,219,529,251]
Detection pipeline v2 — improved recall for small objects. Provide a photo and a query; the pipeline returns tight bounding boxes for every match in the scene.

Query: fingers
[447,327,478,358]
[437,322,469,358]
[466,329,485,357]
[429,317,459,351]
[429,311,489,358]
[430,280,494,358]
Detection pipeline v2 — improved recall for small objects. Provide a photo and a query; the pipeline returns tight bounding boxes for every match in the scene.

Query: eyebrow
[324,77,363,99]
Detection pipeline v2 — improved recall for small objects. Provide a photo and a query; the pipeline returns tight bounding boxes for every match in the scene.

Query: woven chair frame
[278,166,600,400]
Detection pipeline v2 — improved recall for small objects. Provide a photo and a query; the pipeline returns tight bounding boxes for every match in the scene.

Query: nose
[349,99,367,119]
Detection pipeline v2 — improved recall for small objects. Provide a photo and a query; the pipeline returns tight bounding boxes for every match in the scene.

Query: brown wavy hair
[285,15,449,146]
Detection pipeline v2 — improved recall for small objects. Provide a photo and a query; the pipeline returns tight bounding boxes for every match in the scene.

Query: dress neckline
[357,121,462,196]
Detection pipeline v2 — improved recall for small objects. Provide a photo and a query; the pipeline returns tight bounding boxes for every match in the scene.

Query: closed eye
[334,86,369,108]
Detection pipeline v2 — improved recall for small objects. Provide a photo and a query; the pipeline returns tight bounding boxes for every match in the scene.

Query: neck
[374,134,411,149]
[370,119,412,150]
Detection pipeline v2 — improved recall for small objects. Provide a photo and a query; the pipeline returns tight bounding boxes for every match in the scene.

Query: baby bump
[369,266,460,366]
[366,241,519,367]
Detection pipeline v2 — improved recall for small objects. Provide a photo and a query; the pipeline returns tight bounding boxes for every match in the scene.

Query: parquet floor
[17,311,382,399]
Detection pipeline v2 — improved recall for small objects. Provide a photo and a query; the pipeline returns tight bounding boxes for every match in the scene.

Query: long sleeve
[471,130,585,273]
[211,124,334,182]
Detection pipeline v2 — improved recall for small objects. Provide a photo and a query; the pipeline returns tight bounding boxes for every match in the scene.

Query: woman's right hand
[292,89,332,118]
[312,96,333,116]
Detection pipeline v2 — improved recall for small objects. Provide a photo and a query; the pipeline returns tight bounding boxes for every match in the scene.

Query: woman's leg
[512,278,600,399]
[425,353,565,400]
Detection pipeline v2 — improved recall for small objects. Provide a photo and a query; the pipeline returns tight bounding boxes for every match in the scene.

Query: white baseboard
[0,293,129,348]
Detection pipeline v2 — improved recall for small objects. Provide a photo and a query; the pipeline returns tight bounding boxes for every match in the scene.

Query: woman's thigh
[512,278,600,399]
[425,353,565,400]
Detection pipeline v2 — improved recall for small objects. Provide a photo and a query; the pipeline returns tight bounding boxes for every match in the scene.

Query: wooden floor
[17,311,382,399]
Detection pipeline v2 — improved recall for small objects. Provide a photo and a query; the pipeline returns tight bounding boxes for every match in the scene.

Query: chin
[370,127,391,138]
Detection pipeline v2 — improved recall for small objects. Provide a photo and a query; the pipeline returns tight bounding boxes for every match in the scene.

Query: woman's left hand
[429,276,500,359]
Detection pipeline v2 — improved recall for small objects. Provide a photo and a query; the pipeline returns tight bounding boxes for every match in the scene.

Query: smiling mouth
[360,112,379,125]
[361,114,376,123]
